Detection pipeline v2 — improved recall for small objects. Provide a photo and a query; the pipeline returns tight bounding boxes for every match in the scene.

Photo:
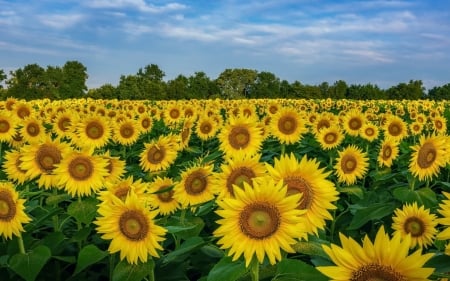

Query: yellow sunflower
[391,202,437,249]
[317,226,434,280]
[218,115,263,157]
[214,177,307,267]
[19,138,72,189]
[214,151,267,199]
[334,145,369,185]
[73,114,111,149]
[147,176,180,216]
[409,134,448,181]
[54,149,109,197]
[112,118,141,146]
[174,164,215,208]
[94,191,167,264]
[136,114,153,134]
[12,102,32,120]
[3,149,29,185]
[410,121,424,136]
[52,110,79,138]
[195,114,219,141]
[431,115,447,135]
[20,116,47,144]
[266,153,339,235]
[436,192,450,241]
[315,125,344,150]
[383,114,408,141]
[139,135,178,173]
[270,107,307,144]
[360,122,379,142]
[99,151,126,185]
[377,138,400,168]
[100,175,149,204]
[342,109,366,137]
[0,111,18,143]
[178,118,194,150]
[0,181,32,239]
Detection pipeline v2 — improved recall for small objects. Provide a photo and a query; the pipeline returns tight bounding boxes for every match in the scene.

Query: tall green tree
[117,64,167,100]
[166,74,189,100]
[215,68,257,99]
[330,80,347,99]
[427,83,450,100]
[386,80,424,100]
[0,69,6,88]
[87,84,118,99]
[249,71,280,98]
[6,63,47,100]
[347,83,386,100]
[59,61,88,99]
[188,71,213,99]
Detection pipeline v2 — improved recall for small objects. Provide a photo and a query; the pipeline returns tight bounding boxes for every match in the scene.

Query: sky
[1,0,450,90]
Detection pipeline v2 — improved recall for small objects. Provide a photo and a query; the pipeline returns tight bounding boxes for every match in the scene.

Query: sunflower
[147,176,180,216]
[317,226,434,280]
[214,177,306,267]
[0,181,32,239]
[73,114,111,149]
[195,114,219,141]
[0,111,18,143]
[2,149,29,185]
[54,149,109,197]
[382,114,408,141]
[174,164,215,208]
[139,135,178,173]
[100,175,149,203]
[334,145,369,185]
[178,118,194,150]
[391,202,437,249]
[19,138,72,189]
[52,110,79,138]
[270,107,307,144]
[409,134,448,181]
[20,116,47,144]
[315,125,344,150]
[409,121,424,136]
[342,109,366,137]
[112,118,141,146]
[94,191,167,264]
[13,102,32,119]
[100,151,126,185]
[360,123,379,142]
[266,153,339,235]
[214,151,267,199]
[218,115,263,157]
[164,103,183,126]
[431,115,447,135]
[137,114,153,134]
[377,138,400,168]
[436,192,450,241]
[312,112,337,135]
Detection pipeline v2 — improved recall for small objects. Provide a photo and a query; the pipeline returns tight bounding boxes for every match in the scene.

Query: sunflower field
[0,97,450,281]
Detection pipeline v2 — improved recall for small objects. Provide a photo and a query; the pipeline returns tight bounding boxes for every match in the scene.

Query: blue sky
[1,0,449,90]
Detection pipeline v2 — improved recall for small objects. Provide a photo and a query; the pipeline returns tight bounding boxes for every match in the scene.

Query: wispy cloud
[85,0,187,13]
[38,13,85,29]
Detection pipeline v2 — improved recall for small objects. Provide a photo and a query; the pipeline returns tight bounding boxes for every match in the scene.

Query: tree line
[1,61,450,101]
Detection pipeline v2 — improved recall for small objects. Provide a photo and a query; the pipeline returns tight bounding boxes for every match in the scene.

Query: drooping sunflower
[112,118,141,146]
[94,191,167,264]
[266,153,339,235]
[139,135,178,173]
[214,151,267,199]
[100,175,149,203]
[0,181,32,239]
[383,114,408,141]
[174,164,215,208]
[270,107,307,144]
[391,202,437,249]
[147,176,180,216]
[214,177,306,267]
[20,116,47,144]
[178,118,194,150]
[342,109,366,137]
[409,134,448,181]
[317,226,435,280]
[2,149,29,185]
[360,122,379,142]
[218,115,263,157]
[54,148,109,197]
[377,138,400,168]
[315,125,344,151]
[19,138,72,189]
[0,111,18,143]
[73,114,111,149]
[436,192,450,242]
[334,145,369,185]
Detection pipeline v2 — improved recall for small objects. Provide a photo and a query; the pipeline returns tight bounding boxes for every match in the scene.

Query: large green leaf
[348,203,396,230]
[162,236,207,264]
[74,244,108,275]
[275,259,328,281]
[9,245,51,281]
[393,186,437,208]
[67,196,98,225]
[113,259,154,281]
[207,256,247,281]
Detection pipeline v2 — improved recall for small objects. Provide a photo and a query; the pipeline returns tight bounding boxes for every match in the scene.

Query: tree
[6,63,47,100]
[279,80,291,98]
[249,71,280,98]
[215,68,257,99]
[117,64,167,100]
[59,61,88,99]
[188,71,213,99]
[166,75,189,100]
[0,69,6,88]
[330,80,347,99]
[347,83,386,100]
[87,84,118,99]
[427,83,450,100]
[386,80,424,100]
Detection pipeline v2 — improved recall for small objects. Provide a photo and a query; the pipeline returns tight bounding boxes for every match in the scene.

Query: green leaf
[74,245,108,275]
[393,187,437,208]
[9,245,51,281]
[338,185,364,199]
[207,256,247,281]
[348,203,396,230]
[112,259,154,281]
[275,259,328,281]
[200,245,224,258]
[424,253,450,273]
[67,196,98,225]
[416,187,437,208]
[393,186,420,202]
[162,236,207,264]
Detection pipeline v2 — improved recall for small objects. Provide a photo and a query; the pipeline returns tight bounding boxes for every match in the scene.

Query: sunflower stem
[109,254,115,281]
[52,188,59,231]
[148,257,155,281]
[280,143,285,155]
[250,257,259,281]
[17,233,26,254]
[180,208,186,225]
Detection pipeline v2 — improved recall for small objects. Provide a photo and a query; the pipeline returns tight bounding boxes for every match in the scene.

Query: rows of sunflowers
[0,97,449,281]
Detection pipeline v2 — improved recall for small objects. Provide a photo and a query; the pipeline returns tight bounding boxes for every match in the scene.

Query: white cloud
[85,0,187,13]
[38,14,84,29]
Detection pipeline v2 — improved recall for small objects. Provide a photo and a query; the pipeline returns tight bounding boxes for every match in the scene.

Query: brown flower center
[417,142,436,169]
[57,117,71,132]
[269,105,278,114]
[169,109,180,119]
[341,154,357,174]
[316,119,331,131]
[114,186,131,201]
[351,263,406,281]
[284,176,313,209]
[228,126,250,149]
[147,146,166,164]
[119,210,149,241]
[85,121,104,140]
[185,171,208,195]
[156,185,174,202]
[68,156,94,181]
[349,117,362,130]
[26,122,40,137]
[0,120,11,133]
[278,115,297,135]
[119,123,135,139]
[141,117,152,130]
[17,106,31,119]
[0,190,16,222]
[226,167,256,196]
[403,216,425,237]
[435,120,443,130]
[382,146,392,160]
[239,202,281,239]
[324,132,337,144]
[388,122,402,136]
[365,127,375,137]
[200,121,212,134]
[36,144,62,173]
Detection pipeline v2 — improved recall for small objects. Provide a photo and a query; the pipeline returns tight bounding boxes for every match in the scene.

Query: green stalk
[250,257,259,281]
[148,257,155,281]
[280,143,286,155]
[109,254,115,281]
[17,233,26,254]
